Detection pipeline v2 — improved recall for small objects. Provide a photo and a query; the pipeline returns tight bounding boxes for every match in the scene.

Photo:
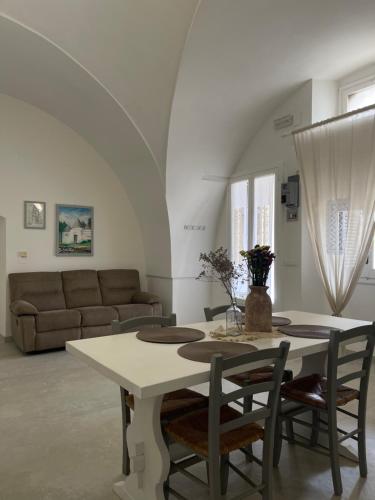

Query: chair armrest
[10,300,39,316]
[132,291,160,305]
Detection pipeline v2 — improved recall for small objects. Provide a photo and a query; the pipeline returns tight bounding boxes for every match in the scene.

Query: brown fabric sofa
[9,269,161,353]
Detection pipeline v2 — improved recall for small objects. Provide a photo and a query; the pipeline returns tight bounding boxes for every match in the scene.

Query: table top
[66,310,369,399]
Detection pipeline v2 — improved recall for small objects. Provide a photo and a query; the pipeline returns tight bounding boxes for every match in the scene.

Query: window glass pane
[231,180,248,299]
[253,174,275,301]
[347,84,375,112]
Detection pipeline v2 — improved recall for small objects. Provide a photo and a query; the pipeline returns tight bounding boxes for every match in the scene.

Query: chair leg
[273,400,283,467]
[262,419,273,500]
[120,387,131,476]
[310,409,320,447]
[208,454,221,500]
[163,477,170,500]
[220,454,229,495]
[328,408,343,496]
[358,401,368,478]
[285,417,294,443]
[243,394,253,461]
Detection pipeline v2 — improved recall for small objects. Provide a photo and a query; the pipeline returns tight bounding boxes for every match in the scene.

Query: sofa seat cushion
[78,306,118,327]
[36,309,81,333]
[113,304,154,321]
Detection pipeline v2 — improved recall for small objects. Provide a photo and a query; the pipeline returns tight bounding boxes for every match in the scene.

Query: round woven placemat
[278,324,340,339]
[242,315,291,327]
[136,327,205,344]
[177,341,257,363]
[272,316,291,327]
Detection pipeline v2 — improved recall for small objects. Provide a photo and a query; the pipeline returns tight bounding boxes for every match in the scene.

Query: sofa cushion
[35,328,81,351]
[36,309,81,333]
[113,304,153,322]
[98,270,140,306]
[62,270,102,309]
[81,325,114,339]
[78,306,118,327]
[9,272,66,312]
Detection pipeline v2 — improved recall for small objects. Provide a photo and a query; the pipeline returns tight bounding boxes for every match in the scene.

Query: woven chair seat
[281,373,359,410]
[164,405,264,457]
[227,367,293,386]
[126,388,208,420]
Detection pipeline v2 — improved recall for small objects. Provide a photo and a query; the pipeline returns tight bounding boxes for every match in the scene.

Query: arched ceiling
[167,0,375,277]
[0,0,199,172]
[0,14,177,276]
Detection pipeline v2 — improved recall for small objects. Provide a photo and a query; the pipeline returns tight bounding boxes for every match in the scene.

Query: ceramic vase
[245,285,272,332]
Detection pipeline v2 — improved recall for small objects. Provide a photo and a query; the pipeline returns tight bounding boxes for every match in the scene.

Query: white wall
[0,94,146,337]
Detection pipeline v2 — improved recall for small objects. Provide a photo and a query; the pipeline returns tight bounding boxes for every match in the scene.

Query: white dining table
[66,310,370,500]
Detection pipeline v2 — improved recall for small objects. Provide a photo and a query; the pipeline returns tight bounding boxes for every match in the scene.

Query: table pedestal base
[113,394,169,500]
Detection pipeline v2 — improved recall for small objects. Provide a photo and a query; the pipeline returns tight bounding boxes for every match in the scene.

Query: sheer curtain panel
[294,108,375,315]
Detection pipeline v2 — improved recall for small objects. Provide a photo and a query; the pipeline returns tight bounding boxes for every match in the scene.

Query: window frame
[339,74,375,114]
[228,166,279,303]
[339,77,375,284]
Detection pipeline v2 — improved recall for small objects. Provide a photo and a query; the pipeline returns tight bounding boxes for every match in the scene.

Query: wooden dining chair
[274,323,375,496]
[163,341,290,500]
[112,314,208,476]
[204,305,293,411]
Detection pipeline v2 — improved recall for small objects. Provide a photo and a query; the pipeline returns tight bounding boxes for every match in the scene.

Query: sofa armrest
[10,300,39,316]
[132,291,160,305]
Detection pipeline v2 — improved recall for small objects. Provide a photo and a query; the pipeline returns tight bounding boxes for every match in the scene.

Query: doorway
[0,216,6,338]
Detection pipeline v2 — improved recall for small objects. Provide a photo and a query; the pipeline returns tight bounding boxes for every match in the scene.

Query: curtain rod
[292,102,375,135]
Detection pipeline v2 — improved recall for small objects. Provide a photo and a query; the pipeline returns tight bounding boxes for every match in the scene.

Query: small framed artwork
[24,201,46,229]
[56,204,94,256]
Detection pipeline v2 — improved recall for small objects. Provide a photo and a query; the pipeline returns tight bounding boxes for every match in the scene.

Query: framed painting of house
[24,201,46,229]
[56,204,94,256]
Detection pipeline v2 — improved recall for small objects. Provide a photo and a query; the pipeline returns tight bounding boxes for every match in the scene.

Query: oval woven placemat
[136,327,205,344]
[177,341,257,363]
[278,324,341,339]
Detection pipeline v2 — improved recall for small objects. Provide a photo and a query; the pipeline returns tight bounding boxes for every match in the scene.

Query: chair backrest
[112,313,177,333]
[208,341,290,461]
[327,323,375,410]
[204,304,245,322]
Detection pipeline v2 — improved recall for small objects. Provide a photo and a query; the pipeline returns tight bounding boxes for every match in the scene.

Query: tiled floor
[0,340,374,499]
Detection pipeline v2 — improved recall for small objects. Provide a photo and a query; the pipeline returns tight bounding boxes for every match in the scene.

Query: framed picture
[24,201,46,229]
[56,204,94,256]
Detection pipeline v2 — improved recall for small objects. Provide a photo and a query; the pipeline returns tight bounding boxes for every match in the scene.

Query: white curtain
[294,108,375,315]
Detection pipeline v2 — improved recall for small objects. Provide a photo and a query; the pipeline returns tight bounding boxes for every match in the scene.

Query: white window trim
[339,74,375,113]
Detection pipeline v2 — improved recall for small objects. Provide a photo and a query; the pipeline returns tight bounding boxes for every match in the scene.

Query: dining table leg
[113,394,170,500]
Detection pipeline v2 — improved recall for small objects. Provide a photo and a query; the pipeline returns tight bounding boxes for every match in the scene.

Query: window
[230,180,248,299]
[347,84,375,112]
[340,77,375,281]
[230,172,276,301]
[340,76,375,113]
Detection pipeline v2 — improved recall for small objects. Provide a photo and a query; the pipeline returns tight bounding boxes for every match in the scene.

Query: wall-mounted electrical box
[281,174,299,221]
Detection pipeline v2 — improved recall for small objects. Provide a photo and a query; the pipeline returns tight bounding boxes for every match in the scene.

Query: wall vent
[273,114,294,130]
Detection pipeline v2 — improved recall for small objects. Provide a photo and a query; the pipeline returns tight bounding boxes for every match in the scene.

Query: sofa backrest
[62,270,102,309]
[9,272,66,311]
[98,269,140,306]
